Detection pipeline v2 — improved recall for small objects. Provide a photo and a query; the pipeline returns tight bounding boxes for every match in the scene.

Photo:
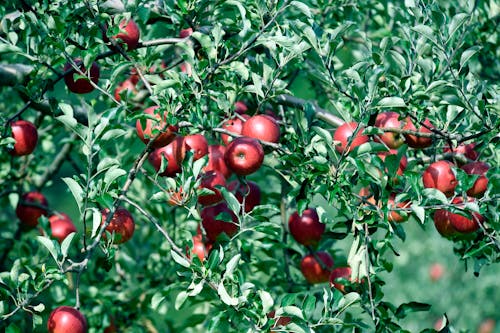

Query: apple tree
[0,0,499,332]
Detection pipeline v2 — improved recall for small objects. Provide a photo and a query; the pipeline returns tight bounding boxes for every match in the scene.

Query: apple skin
[422,160,458,197]
[114,79,137,102]
[10,120,38,156]
[179,28,193,38]
[234,101,248,114]
[101,207,135,244]
[447,197,483,233]
[444,143,479,164]
[288,208,325,246]
[241,114,280,143]
[221,115,249,145]
[227,180,261,213]
[333,122,369,153]
[461,161,489,197]
[136,106,178,148]
[148,136,186,177]
[184,134,209,161]
[224,137,264,176]
[204,145,232,179]
[374,112,404,149]
[433,209,460,237]
[429,263,444,282]
[402,117,434,148]
[47,306,87,333]
[387,195,411,223]
[329,267,352,292]
[49,213,77,243]
[64,59,100,94]
[300,252,334,284]
[16,192,48,228]
[188,231,212,262]
[201,202,239,242]
[268,310,292,331]
[106,19,140,51]
[198,170,226,206]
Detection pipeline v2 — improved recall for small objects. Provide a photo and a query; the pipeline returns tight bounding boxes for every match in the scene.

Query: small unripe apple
[402,117,434,148]
[461,161,489,197]
[329,267,352,292]
[184,134,209,160]
[16,192,48,228]
[101,207,135,244]
[422,160,457,197]
[9,120,38,156]
[300,252,334,284]
[374,112,404,148]
[148,136,186,177]
[201,202,239,242]
[333,122,369,153]
[105,19,140,51]
[241,114,280,143]
[227,180,261,212]
[64,59,100,94]
[224,137,264,176]
[49,213,77,243]
[288,208,325,246]
[136,106,178,148]
[47,306,87,333]
[198,170,226,206]
[204,145,232,178]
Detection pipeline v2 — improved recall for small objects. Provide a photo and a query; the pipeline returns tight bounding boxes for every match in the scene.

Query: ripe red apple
[201,202,239,242]
[148,136,186,177]
[227,180,261,212]
[377,149,408,176]
[9,120,38,156]
[49,213,77,243]
[64,59,100,94]
[268,310,292,331]
[402,117,434,148]
[221,116,247,145]
[234,101,248,114]
[374,112,405,148]
[188,232,211,262]
[105,19,140,51]
[387,195,411,223]
[329,267,352,292]
[136,106,178,148]
[224,137,264,176]
[16,192,48,228]
[422,160,457,197]
[429,263,444,282]
[461,161,489,197]
[198,170,226,206]
[444,143,479,163]
[179,28,193,38]
[433,209,460,237]
[47,306,87,333]
[288,208,325,246]
[204,145,232,179]
[448,197,484,233]
[241,115,280,143]
[300,252,334,284]
[184,134,209,160]
[333,122,369,153]
[114,79,137,102]
[478,319,496,333]
[101,207,135,244]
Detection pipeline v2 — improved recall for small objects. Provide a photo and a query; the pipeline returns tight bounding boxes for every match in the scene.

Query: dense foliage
[0,0,498,332]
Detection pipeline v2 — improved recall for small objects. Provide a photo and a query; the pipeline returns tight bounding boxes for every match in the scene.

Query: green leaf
[376,97,406,108]
[411,25,438,45]
[459,46,481,69]
[258,290,274,314]
[171,250,190,268]
[422,188,448,204]
[220,187,241,214]
[174,291,188,310]
[411,205,425,224]
[395,302,431,319]
[276,306,304,319]
[60,232,75,259]
[151,292,166,310]
[217,282,238,306]
[224,254,241,278]
[36,236,58,263]
[291,1,312,19]
[91,208,101,238]
[62,177,83,212]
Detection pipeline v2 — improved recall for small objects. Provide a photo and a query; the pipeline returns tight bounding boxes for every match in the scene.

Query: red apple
[333,122,369,153]
[184,134,208,160]
[16,192,48,228]
[204,145,232,179]
[49,213,77,243]
[136,106,178,148]
[288,208,325,246]
[114,79,137,102]
[241,115,280,143]
[478,319,496,333]
[444,143,479,163]
[402,117,434,148]
[201,202,239,242]
[188,231,211,262]
[105,19,140,51]
[221,116,248,145]
[461,161,489,197]
[9,120,38,156]
[433,209,460,237]
[64,59,100,94]
[101,207,135,244]
[179,28,193,38]
[234,101,248,114]
[300,252,334,284]
[448,197,483,233]
[329,267,352,292]
[224,137,264,176]
[429,263,444,282]
[422,160,457,197]
[148,136,186,177]
[377,149,408,176]
[387,195,411,223]
[374,112,405,148]
[268,310,292,331]
[47,306,87,333]
[198,170,226,206]
[227,180,261,212]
